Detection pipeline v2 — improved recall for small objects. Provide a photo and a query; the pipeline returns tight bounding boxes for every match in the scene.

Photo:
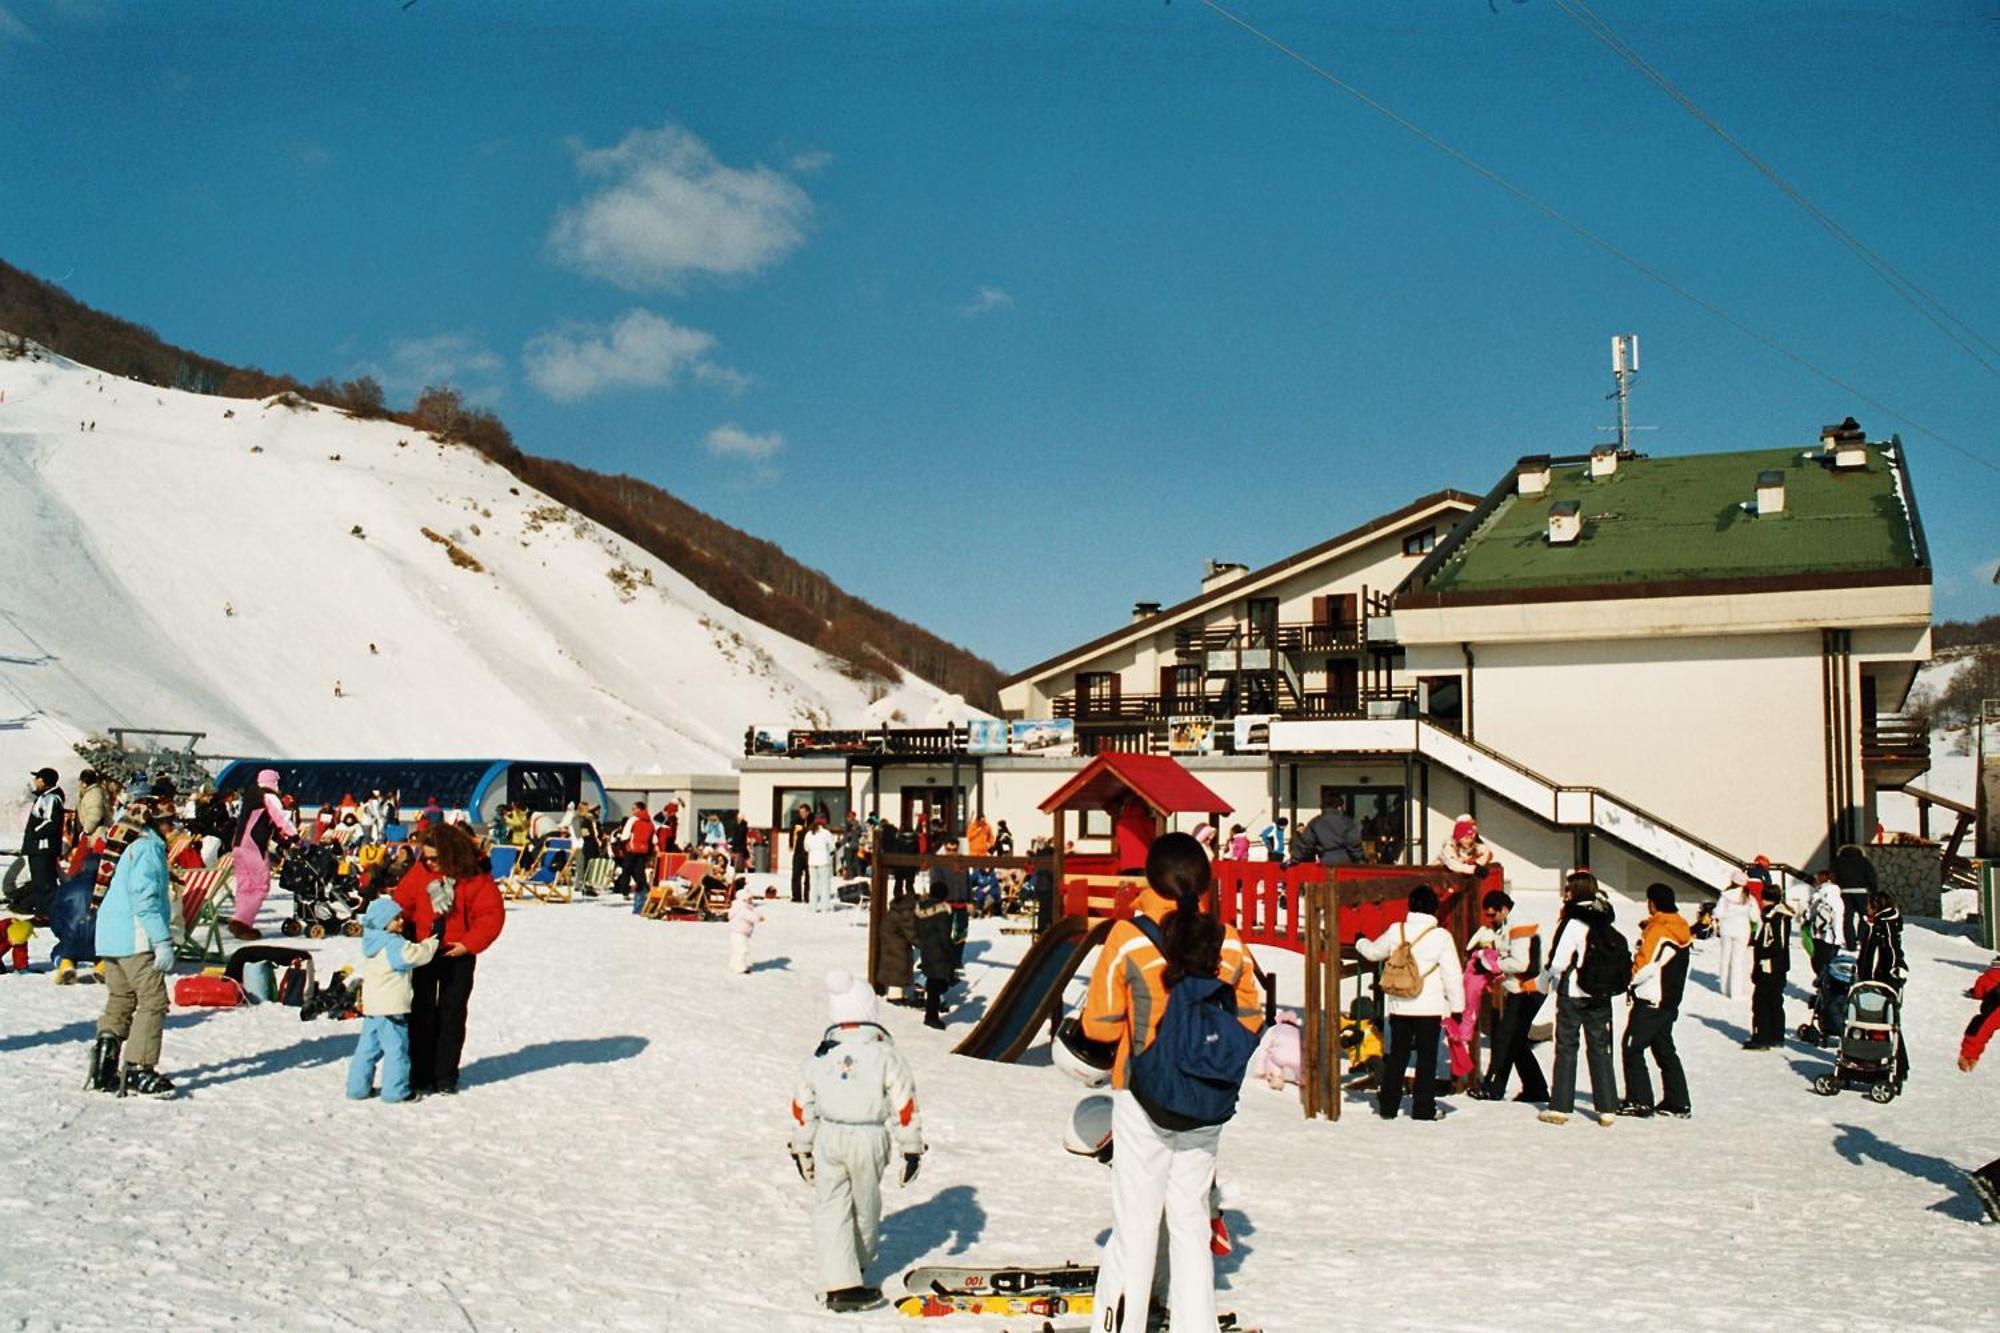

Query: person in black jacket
[914,878,955,1031]
[1620,883,1693,1117]
[1287,798,1361,867]
[21,767,66,916]
[1746,889,1795,1050]
[1855,891,1907,988]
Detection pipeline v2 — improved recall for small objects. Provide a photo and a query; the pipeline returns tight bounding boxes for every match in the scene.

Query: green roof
[1424,444,1918,595]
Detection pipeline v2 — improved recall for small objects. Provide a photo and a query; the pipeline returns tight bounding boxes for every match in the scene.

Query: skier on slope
[788,969,926,1313]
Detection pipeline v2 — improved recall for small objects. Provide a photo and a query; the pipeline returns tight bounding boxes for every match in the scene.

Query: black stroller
[1797,954,1854,1047]
[278,843,366,938]
[1811,979,1904,1102]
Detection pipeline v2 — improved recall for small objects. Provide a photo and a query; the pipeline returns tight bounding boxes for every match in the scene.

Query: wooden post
[865,827,886,989]
[1300,878,1345,1121]
[1050,807,1067,931]
[1329,884,1343,1121]
[1302,880,1323,1121]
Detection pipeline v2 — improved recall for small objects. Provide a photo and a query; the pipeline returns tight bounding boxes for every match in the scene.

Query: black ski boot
[823,1286,884,1313]
[120,1064,176,1098]
[84,1034,122,1093]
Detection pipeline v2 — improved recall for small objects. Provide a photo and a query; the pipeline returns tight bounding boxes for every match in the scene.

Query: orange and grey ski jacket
[1080,887,1262,1089]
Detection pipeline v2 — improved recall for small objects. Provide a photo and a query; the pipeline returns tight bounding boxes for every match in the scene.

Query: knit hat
[256,768,281,789]
[1451,818,1477,842]
[825,968,878,1026]
[1728,869,1749,887]
[363,896,403,931]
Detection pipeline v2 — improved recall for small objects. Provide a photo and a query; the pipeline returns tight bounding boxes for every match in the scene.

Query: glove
[152,941,176,974]
[901,1152,923,1186]
[791,1152,814,1185]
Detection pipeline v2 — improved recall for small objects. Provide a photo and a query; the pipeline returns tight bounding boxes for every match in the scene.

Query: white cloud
[704,423,783,462]
[958,285,1014,317]
[523,308,742,401]
[548,122,812,290]
[373,333,505,400]
[787,148,834,175]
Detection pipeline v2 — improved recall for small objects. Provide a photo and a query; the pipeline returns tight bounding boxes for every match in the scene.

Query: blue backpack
[1125,916,1260,1131]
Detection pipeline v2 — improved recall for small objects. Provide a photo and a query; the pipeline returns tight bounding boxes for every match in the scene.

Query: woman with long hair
[1080,832,1261,1332]
[391,820,505,1096]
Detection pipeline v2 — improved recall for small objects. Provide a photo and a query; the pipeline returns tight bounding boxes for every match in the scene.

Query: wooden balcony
[1054,688,1416,725]
[1175,620,1365,658]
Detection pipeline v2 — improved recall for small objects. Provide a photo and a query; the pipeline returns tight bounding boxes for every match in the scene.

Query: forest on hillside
[0,259,1003,708]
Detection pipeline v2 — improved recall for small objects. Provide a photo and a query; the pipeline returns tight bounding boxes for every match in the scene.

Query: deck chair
[642,870,704,920]
[575,856,617,895]
[488,845,526,900]
[520,841,575,903]
[174,854,236,964]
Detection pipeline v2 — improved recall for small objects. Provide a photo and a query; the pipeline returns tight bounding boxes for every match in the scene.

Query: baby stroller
[278,843,365,939]
[1811,979,1903,1102]
[1797,954,1854,1047]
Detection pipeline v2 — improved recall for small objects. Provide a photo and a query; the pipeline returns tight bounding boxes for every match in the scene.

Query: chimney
[1756,469,1786,516]
[1132,601,1162,623]
[1589,443,1619,479]
[1516,454,1552,496]
[1821,417,1868,469]
[1200,560,1249,593]
[1547,499,1582,545]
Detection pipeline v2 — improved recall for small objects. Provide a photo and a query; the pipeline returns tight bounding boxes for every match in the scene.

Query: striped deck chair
[576,856,617,894]
[174,854,236,964]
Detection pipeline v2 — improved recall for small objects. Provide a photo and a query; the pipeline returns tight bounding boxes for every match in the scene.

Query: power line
[1551,0,2000,381]
[1194,0,2000,477]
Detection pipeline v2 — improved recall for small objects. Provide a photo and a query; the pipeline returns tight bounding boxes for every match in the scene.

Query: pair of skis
[898,1265,1254,1329]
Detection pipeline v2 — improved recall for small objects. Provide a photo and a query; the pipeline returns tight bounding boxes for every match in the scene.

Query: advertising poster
[966,719,1009,755]
[1008,718,1076,756]
[1168,716,1215,755]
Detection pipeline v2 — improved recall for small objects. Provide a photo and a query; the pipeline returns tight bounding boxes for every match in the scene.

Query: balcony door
[1075,671,1120,718]
[1246,597,1279,648]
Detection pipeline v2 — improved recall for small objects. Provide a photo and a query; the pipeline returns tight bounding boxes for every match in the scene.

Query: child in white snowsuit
[728,882,764,974]
[346,896,439,1102]
[788,969,926,1311]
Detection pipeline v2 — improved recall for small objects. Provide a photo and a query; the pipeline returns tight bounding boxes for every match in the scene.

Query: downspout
[1460,642,1477,822]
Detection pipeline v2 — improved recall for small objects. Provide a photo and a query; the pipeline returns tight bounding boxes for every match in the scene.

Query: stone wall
[1864,844,1943,918]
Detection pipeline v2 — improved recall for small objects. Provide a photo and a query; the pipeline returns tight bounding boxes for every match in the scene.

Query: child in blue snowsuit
[346,896,439,1102]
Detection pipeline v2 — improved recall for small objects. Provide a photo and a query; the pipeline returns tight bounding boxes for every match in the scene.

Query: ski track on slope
[1,888,1995,1331]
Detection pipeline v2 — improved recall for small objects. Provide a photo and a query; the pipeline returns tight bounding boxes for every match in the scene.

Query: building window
[1246,598,1280,647]
[1402,527,1437,557]
[1075,671,1119,717]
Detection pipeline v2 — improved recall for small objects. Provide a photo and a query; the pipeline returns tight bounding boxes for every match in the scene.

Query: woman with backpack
[1537,871,1626,1127]
[1080,832,1261,1333]
[1355,883,1466,1120]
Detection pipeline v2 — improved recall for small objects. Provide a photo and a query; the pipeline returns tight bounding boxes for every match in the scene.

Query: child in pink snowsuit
[1444,946,1501,1080]
[728,882,764,974]
[228,770,297,938]
[1249,1011,1303,1089]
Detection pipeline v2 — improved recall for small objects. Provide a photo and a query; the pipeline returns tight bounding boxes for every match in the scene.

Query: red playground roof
[1038,752,1232,818]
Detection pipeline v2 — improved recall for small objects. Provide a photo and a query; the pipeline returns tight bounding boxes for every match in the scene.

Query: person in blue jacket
[347,896,440,1102]
[89,797,180,1096]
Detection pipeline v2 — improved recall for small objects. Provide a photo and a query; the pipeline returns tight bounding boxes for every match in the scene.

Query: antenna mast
[1608,334,1639,451]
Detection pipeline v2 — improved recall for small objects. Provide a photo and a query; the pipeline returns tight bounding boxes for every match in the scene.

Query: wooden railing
[1174,620,1366,656]
[1054,687,1416,725]
[1861,714,1929,768]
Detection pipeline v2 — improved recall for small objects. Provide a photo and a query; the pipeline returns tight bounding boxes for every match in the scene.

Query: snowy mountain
[0,339,975,811]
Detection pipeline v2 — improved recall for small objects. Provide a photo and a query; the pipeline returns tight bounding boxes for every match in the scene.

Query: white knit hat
[825,968,878,1026]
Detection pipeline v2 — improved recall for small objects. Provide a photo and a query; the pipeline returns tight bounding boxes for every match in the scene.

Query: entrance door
[1316,784,1407,864]
[1325,659,1361,714]
[900,787,963,844]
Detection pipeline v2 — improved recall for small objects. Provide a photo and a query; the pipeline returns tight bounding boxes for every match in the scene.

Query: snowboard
[902,1263,1097,1297]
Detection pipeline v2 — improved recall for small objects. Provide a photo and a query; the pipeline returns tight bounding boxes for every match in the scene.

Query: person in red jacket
[1959,961,2000,1222]
[392,820,505,1096]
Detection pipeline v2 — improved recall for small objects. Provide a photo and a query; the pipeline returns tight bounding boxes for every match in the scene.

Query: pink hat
[1451,819,1477,842]
[256,768,281,789]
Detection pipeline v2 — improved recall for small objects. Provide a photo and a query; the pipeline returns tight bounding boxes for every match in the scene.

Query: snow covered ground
[0,341,971,824]
[1,887,1996,1331]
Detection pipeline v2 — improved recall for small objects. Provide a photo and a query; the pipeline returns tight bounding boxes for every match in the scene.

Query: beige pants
[99,953,169,1066]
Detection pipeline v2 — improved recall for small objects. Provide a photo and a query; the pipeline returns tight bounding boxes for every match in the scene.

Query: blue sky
[5,0,1997,671]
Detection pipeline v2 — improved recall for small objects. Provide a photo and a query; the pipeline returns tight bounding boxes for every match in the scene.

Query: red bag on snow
[173,975,246,1008]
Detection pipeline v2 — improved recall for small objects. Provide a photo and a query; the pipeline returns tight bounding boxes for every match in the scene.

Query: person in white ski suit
[727,882,763,975]
[1714,871,1761,1000]
[804,817,840,912]
[788,970,926,1307]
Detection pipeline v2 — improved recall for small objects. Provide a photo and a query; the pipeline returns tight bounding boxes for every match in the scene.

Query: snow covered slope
[0,341,971,799]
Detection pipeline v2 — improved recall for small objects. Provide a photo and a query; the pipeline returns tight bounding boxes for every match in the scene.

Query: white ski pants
[728,933,751,974]
[809,863,835,912]
[811,1121,891,1292]
[1718,926,1753,999]
[1092,1090,1222,1332]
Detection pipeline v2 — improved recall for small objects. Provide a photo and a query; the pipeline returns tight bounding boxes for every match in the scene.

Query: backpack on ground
[1378,923,1438,999]
[1126,916,1260,1131]
[1575,918,1632,999]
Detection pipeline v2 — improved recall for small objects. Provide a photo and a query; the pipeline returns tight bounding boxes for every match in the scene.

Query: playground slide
[953,916,1112,1063]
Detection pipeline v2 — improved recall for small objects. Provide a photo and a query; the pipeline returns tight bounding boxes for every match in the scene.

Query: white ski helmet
[1052,1016,1115,1088]
[1063,1094,1114,1162]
